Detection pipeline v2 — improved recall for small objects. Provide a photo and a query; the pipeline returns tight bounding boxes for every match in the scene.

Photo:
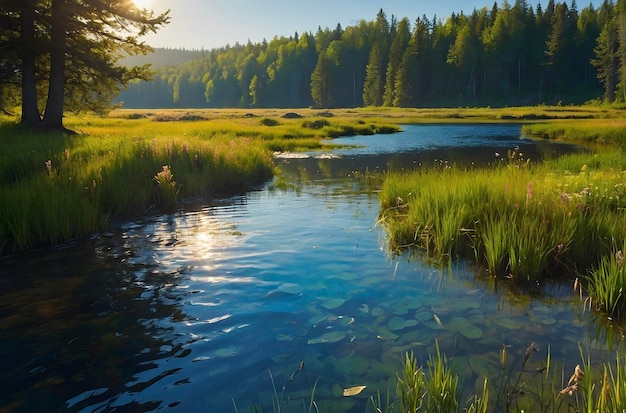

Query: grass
[523,119,626,148]
[379,148,626,309]
[0,110,399,253]
[369,343,626,413]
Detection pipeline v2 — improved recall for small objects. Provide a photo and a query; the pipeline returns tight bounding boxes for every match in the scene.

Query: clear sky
[136,0,603,50]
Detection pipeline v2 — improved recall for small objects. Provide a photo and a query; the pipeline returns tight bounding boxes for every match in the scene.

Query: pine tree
[362,43,384,106]
[10,0,169,132]
[383,17,410,106]
[592,9,619,102]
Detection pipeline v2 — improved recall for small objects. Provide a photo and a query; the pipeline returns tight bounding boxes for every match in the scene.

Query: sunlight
[132,0,152,10]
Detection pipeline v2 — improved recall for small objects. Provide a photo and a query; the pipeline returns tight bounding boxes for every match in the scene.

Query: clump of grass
[154,165,179,208]
[260,117,280,126]
[379,150,626,286]
[389,344,460,412]
[585,242,626,317]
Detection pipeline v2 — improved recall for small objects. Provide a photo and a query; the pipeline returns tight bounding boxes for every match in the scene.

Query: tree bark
[41,0,66,132]
[20,0,40,128]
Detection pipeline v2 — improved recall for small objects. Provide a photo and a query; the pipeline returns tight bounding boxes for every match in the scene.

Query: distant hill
[121,47,206,68]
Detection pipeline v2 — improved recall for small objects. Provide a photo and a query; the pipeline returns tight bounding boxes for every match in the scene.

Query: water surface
[1,124,614,412]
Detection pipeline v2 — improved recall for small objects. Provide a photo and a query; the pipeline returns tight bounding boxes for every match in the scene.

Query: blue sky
[139,0,603,50]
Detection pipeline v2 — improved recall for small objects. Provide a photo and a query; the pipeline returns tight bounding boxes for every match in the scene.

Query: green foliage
[586,241,626,317]
[117,1,618,109]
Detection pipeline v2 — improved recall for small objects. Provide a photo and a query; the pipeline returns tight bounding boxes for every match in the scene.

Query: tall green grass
[0,110,399,253]
[0,120,274,252]
[379,150,626,294]
[370,343,626,413]
[523,119,626,148]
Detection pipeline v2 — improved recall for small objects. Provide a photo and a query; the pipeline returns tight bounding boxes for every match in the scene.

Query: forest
[117,0,626,109]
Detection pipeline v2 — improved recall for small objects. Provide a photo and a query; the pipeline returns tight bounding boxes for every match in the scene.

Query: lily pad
[491,317,518,330]
[335,355,370,376]
[359,304,370,314]
[336,316,355,327]
[377,327,400,341]
[309,313,331,326]
[448,317,483,340]
[308,330,346,345]
[388,317,418,331]
[322,298,345,310]
[371,307,385,317]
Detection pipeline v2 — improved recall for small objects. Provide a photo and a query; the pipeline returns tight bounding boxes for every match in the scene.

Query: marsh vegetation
[3,106,626,412]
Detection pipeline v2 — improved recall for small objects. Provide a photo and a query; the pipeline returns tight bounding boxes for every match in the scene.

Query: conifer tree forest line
[117,0,626,109]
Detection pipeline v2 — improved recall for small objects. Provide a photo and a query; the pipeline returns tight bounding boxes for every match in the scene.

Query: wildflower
[581,164,588,172]
[495,152,500,158]
[560,193,569,203]
[556,243,564,254]
[45,160,52,175]
[503,185,509,191]
[581,187,590,197]
[617,250,624,266]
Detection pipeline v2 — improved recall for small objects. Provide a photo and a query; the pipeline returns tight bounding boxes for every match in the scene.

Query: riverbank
[0,110,400,254]
[3,105,625,254]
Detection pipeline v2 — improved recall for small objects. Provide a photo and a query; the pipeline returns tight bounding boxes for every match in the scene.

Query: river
[0,124,617,412]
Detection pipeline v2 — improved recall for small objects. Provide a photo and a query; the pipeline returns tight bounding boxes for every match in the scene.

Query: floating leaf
[322,298,345,310]
[491,317,517,330]
[343,385,366,396]
[448,317,483,340]
[371,307,384,317]
[359,304,370,314]
[336,316,355,327]
[376,327,399,341]
[308,330,346,344]
[308,313,331,326]
[388,317,418,331]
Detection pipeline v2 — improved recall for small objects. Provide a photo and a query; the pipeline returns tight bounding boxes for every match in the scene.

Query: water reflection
[0,240,189,412]
[0,124,620,412]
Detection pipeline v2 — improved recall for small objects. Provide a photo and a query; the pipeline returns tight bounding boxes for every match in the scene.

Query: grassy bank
[0,110,399,254]
[523,119,626,148]
[379,139,626,317]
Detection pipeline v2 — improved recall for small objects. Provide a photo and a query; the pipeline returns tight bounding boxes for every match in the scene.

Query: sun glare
[133,0,152,9]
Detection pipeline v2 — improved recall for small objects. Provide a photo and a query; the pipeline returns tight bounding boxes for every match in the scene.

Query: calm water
[1,125,618,412]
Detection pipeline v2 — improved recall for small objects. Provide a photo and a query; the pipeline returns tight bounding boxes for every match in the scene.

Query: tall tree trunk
[41,0,66,132]
[20,0,40,128]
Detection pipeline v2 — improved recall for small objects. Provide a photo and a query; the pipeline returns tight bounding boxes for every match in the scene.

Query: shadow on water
[0,232,190,412]
[0,124,621,412]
